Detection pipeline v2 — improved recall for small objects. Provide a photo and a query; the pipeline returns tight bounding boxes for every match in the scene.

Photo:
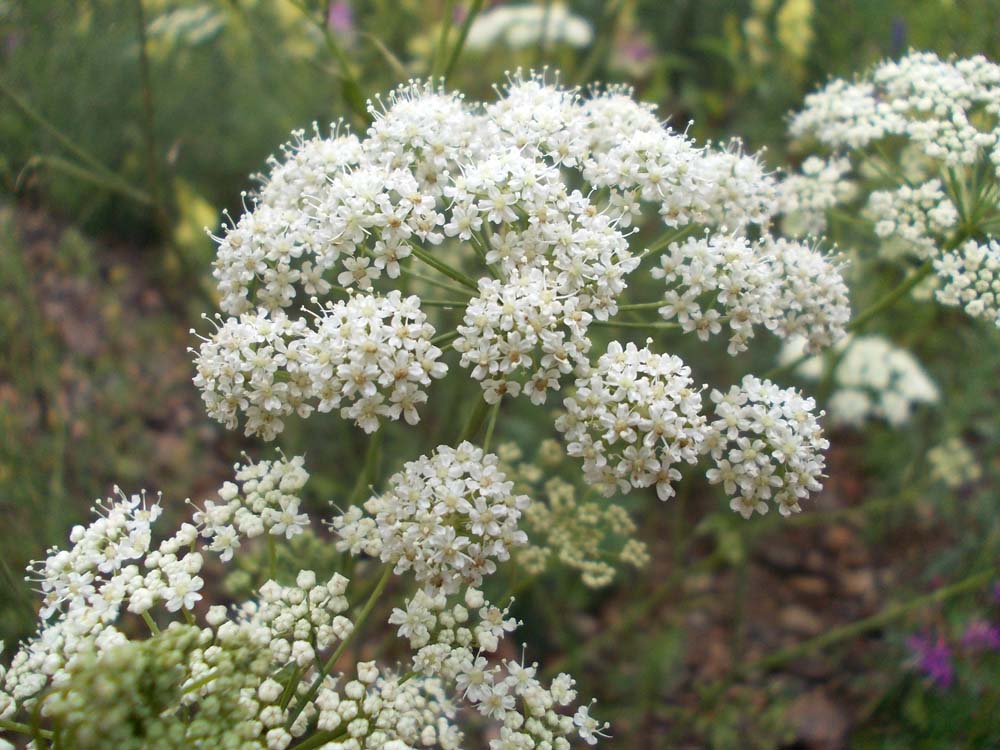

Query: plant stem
[431,329,461,346]
[286,564,393,727]
[402,266,474,297]
[0,719,52,738]
[457,395,491,444]
[347,429,383,506]
[0,76,112,176]
[442,0,485,83]
[847,260,933,333]
[268,535,278,580]
[739,567,998,676]
[419,299,470,308]
[591,320,681,330]
[482,399,501,452]
[290,729,348,750]
[140,610,161,635]
[17,154,152,206]
[431,0,457,78]
[133,0,167,219]
[409,246,479,291]
[617,301,666,312]
[638,224,699,261]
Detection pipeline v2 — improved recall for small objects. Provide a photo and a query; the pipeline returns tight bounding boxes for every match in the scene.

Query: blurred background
[2,1,1000,748]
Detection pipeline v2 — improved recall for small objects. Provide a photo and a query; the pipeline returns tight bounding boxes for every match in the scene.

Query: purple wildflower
[327,0,353,35]
[906,633,954,688]
[961,620,1000,653]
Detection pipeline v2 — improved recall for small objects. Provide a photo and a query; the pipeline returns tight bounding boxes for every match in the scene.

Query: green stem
[409,246,479,291]
[133,0,167,218]
[740,567,998,676]
[638,224,699,261]
[572,0,625,83]
[17,154,152,206]
[183,669,219,695]
[0,76,112,176]
[847,261,933,334]
[419,299,470,308]
[288,0,368,123]
[347,429,383,506]
[591,320,681,330]
[482,399,501,453]
[286,565,393,727]
[456,395,491,444]
[764,260,936,381]
[0,719,52,738]
[431,0,457,78]
[617,301,667,312]
[140,610,161,635]
[534,0,554,65]
[290,729,349,750]
[431,329,461,346]
[402,267,473,298]
[442,0,485,83]
[268,535,278,580]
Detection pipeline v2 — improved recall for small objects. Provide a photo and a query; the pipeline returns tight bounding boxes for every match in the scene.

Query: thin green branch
[591,319,681,330]
[740,566,998,676]
[409,246,480,290]
[431,329,461,346]
[17,154,152,207]
[347,429,383,506]
[482,399,501,453]
[0,76,111,176]
[638,224,699,262]
[457,395,491,444]
[617,301,666,312]
[431,0,457,78]
[0,718,52,738]
[442,0,485,83]
[419,299,470,308]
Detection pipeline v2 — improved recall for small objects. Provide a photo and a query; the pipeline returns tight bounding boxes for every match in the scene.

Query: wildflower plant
[782,51,1000,327]
[2,70,873,749]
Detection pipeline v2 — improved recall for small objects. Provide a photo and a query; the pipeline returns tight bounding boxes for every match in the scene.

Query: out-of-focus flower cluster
[493,441,650,589]
[783,51,1000,323]
[780,335,939,427]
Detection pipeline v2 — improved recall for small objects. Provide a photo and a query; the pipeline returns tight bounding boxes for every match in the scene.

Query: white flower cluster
[934,238,1000,326]
[240,571,353,668]
[332,442,530,594]
[490,441,651,589]
[466,2,593,51]
[193,454,310,561]
[789,52,1000,167]
[705,375,828,518]
[780,335,939,427]
[394,587,609,748]
[928,437,982,489]
[555,342,707,501]
[867,180,959,260]
[305,664,461,750]
[778,155,856,237]
[204,74,787,413]
[193,291,447,438]
[455,268,593,404]
[651,233,850,355]
[786,51,1000,276]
